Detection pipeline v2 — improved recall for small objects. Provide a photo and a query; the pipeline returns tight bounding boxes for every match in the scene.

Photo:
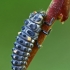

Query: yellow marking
[18,32,21,34]
[27,36,31,41]
[34,11,37,13]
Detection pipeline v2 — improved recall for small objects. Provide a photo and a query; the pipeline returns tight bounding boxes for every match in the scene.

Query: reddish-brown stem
[26,0,70,69]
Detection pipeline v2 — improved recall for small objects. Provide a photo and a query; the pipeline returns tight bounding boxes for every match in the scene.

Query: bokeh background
[0,0,70,70]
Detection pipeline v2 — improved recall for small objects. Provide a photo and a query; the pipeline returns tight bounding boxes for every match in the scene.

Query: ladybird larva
[11,11,49,70]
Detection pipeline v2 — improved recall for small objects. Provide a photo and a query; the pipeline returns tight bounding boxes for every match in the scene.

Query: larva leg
[35,40,42,48]
[44,17,55,26]
[41,28,51,35]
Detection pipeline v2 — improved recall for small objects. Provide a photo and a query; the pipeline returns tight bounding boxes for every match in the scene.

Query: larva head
[29,11,46,24]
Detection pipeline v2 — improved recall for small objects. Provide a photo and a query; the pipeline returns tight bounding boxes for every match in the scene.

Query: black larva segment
[12,48,30,57]
[22,26,36,37]
[30,24,37,30]
[12,60,27,66]
[17,33,29,42]
[14,42,28,52]
[12,48,25,56]
[12,66,26,70]
[19,31,36,44]
[11,54,19,60]
[27,30,35,36]
[25,19,41,32]
[11,11,46,70]
[14,42,32,52]
[25,20,39,33]
[30,13,43,23]
[21,26,39,39]
[11,60,24,66]
[16,36,33,47]
[18,32,32,42]
[11,54,23,61]
[11,54,28,61]
[14,41,33,49]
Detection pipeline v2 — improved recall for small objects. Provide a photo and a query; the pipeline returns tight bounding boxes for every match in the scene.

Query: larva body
[11,11,46,70]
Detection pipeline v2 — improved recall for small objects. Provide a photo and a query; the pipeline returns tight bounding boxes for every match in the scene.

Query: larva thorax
[11,11,46,70]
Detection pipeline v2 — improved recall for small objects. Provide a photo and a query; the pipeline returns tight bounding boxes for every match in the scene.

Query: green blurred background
[0,0,70,70]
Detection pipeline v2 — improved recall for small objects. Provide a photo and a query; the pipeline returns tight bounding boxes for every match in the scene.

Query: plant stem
[26,0,70,69]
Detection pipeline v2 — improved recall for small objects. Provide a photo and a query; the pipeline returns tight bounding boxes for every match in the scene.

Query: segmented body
[11,11,46,70]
